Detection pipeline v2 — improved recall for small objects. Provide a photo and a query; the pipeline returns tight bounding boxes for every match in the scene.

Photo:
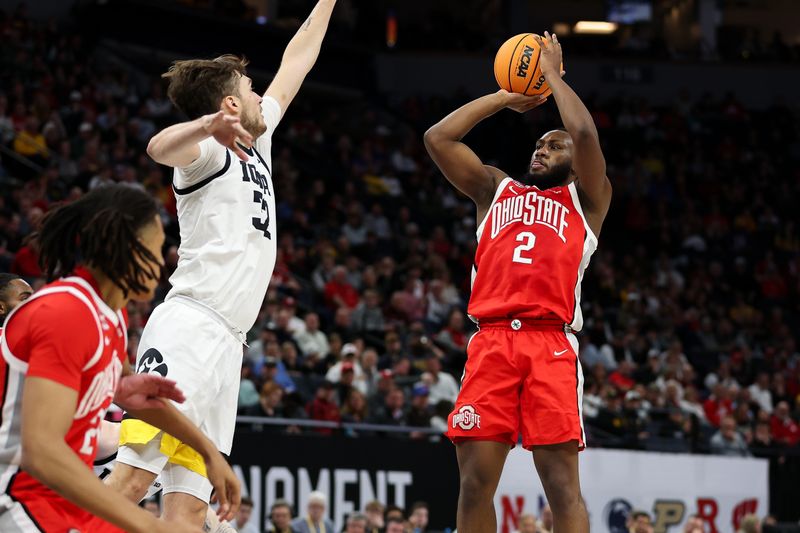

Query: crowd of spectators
[1,4,799,467]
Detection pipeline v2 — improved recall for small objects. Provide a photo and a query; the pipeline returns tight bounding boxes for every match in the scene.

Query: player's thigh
[519,331,585,449]
[105,448,163,502]
[161,463,211,525]
[446,328,522,446]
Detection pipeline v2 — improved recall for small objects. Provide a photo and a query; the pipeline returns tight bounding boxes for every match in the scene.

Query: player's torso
[468,178,597,329]
[168,139,277,333]
[0,278,126,512]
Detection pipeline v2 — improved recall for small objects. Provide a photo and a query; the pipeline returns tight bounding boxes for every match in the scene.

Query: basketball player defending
[105,0,337,527]
[424,33,609,533]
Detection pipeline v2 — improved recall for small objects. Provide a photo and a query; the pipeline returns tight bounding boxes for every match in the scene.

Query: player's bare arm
[119,362,241,521]
[424,91,547,221]
[20,377,202,533]
[147,110,254,167]
[535,32,611,235]
[265,0,337,116]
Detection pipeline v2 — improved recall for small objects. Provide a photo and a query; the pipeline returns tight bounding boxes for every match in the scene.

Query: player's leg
[446,327,521,533]
[104,436,164,502]
[455,440,511,532]
[532,442,588,533]
[522,330,588,533]
[159,445,214,526]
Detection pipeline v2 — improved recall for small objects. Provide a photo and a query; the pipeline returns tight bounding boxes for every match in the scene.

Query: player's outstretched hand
[497,89,548,113]
[202,110,254,161]
[205,452,241,521]
[113,374,186,411]
[533,32,563,78]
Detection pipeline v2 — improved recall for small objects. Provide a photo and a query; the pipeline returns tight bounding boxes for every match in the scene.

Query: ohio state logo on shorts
[453,405,481,430]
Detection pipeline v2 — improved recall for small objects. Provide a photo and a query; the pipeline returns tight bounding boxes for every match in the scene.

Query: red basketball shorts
[446,318,586,450]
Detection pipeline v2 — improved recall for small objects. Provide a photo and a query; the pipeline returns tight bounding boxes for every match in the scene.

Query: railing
[236,415,442,435]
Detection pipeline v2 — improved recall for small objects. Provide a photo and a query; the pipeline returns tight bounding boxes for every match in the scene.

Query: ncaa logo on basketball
[453,405,481,430]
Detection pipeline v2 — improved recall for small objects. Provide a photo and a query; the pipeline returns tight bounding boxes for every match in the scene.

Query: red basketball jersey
[0,268,127,531]
[468,178,598,330]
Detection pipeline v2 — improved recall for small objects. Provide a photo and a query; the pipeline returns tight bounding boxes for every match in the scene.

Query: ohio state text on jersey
[468,177,598,330]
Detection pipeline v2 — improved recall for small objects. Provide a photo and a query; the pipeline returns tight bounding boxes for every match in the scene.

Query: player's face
[0,278,33,316]
[237,75,266,139]
[527,130,573,189]
[130,215,165,302]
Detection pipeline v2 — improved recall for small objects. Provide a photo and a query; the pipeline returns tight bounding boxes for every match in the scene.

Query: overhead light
[553,22,571,36]
[574,21,618,34]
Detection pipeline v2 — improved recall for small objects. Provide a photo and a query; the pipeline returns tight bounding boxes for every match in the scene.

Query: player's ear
[221,95,240,114]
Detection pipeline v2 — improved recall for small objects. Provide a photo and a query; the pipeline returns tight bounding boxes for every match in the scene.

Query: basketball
[493,33,552,97]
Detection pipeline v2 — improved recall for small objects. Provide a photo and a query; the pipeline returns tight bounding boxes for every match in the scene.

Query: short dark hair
[410,501,428,513]
[631,510,651,522]
[0,273,22,297]
[240,496,254,508]
[271,499,293,514]
[36,185,160,297]
[162,54,249,119]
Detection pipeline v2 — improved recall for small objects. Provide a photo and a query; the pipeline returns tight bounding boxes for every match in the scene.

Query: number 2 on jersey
[512,231,536,264]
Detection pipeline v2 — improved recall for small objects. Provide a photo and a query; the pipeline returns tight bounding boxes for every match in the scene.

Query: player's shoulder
[8,285,99,334]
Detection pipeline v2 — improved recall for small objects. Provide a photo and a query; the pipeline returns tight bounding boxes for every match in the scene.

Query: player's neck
[85,265,127,310]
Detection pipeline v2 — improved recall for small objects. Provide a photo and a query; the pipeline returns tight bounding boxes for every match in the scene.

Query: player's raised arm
[535,32,611,215]
[424,91,546,210]
[265,0,337,116]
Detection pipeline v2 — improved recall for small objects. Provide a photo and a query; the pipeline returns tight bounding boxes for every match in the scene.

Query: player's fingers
[159,383,186,403]
[231,144,249,161]
[561,70,566,77]
[235,125,253,144]
[553,33,559,44]
[228,477,241,517]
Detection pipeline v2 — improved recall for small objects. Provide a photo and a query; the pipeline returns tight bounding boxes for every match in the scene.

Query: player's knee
[162,492,208,526]
[459,471,495,502]
[545,484,584,516]
[105,466,156,501]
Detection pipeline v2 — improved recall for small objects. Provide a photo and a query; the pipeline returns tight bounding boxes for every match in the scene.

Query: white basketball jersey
[165,97,281,333]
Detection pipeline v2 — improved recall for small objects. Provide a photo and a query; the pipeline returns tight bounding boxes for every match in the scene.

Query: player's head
[36,185,165,303]
[525,129,575,189]
[162,54,266,139]
[0,274,32,321]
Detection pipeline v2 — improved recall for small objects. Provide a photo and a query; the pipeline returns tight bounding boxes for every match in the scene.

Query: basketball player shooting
[424,32,610,533]
[104,0,338,528]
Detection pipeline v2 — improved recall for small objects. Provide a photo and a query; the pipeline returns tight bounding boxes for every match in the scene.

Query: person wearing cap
[326,342,367,394]
[291,491,334,533]
[407,385,432,438]
[281,296,307,334]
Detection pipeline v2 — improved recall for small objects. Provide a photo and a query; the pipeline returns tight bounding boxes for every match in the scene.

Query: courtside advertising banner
[495,447,769,533]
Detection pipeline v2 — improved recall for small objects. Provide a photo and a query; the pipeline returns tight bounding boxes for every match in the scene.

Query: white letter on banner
[359,470,376,511]
[387,471,412,509]
[266,467,295,510]
[334,469,357,529]
[299,468,332,520]
[377,471,387,505]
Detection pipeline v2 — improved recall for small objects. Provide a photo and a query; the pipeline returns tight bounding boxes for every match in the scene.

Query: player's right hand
[204,451,242,521]
[202,110,254,161]
[497,89,548,113]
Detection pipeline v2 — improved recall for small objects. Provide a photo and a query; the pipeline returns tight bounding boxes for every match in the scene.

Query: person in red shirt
[703,383,735,428]
[307,380,341,435]
[770,401,800,446]
[0,185,240,533]
[324,265,360,309]
[425,33,609,533]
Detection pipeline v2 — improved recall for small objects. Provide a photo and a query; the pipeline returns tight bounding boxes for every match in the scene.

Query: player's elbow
[20,438,50,480]
[423,127,445,152]
[146,136,164,163]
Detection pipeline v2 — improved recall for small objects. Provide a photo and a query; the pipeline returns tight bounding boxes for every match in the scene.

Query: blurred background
[1,0,799,532]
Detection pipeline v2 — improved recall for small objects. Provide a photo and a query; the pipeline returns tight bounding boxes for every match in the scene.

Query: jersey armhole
[476,176,513,241]
[568,182,599,244]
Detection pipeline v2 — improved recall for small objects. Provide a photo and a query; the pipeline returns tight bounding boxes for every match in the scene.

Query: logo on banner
[604,498,633,533]
[453,405,481,430]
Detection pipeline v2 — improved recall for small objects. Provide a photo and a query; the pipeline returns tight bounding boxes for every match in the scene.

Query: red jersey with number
[468,178,598,330]
[0,268,127,532]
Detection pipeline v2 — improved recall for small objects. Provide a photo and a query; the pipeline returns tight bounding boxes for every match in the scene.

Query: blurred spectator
[307,381,341,435]
[408,501,429,533]
[267,499,295,533]
[364,500,385,533]
[770,401,800,446]
[538,504,554,533]
[710,415,751,457]
[325,265,360,309]
[513,513,537,533]
[243,381,285,418]
[346,512,369,533]
[749,372,774,414]
[418,353,459,405]
[231,496,258,533]
[351,288,386,334]
[683,515,704,533]
[407,385,432,438]
[294,312,330,361]
[385,516,406,533]
[628,510,654,533]
[292,491,335,533]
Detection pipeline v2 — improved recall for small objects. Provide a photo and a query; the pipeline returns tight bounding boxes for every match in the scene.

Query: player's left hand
[534,32,563,78]
[113,374,186,410]
[206,453,241,521]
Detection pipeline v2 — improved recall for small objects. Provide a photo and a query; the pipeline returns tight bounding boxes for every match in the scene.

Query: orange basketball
[493,33,552,98]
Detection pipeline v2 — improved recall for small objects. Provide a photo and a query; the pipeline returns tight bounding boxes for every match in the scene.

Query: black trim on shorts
[94,451,118,468]
[172,150,231,195]
[6,472,45,532]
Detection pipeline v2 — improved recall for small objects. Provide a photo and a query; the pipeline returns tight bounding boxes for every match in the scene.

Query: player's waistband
[167,295,248,344]
[477,317,574,332]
